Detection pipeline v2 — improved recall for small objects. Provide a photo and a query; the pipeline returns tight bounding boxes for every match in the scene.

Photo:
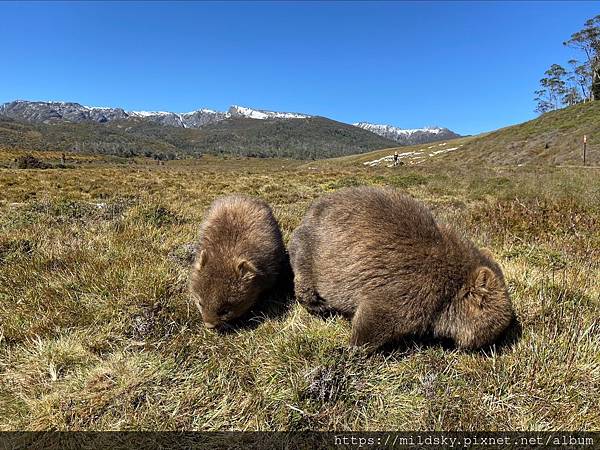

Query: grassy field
[0,150,599,431]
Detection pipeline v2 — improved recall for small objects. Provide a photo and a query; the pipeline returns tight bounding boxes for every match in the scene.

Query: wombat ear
[194,249,208,270]
[474,266,496,290]
[467,266,498,308]
[236,259,257,279]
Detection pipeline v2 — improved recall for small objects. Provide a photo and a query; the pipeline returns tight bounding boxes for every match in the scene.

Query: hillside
[187,116,398,159]
[319,101,600,168]
[451,101,600,165]
[0,116,398,160]
[307,136,474,169]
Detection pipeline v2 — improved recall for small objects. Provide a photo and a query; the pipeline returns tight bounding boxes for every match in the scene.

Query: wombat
[288,186,513,350]
[189,195,286,329]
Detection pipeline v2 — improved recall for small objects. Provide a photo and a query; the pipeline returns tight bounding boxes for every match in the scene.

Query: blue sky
[1,1,597,135]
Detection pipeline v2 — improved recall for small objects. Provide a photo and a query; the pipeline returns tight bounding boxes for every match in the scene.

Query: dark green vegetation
[0,150,598,430]
[0,115,398,160]
[188,116,398,159]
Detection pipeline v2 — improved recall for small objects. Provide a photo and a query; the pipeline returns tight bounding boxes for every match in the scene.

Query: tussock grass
[0,155,598,430]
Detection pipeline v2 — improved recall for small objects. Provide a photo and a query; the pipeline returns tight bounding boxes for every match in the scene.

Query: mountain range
[353,122,460,145]
[0,100,460,159]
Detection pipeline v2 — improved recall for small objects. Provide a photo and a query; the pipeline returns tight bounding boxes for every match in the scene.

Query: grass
[320,100,600,169]
[0,151,599,431]
[442,101,600,166]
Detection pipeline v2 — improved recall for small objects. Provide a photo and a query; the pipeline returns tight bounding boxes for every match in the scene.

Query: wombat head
[189,249,262,330]
[436,251,514,349]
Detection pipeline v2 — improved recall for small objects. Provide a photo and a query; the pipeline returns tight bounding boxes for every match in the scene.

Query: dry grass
[0,152,598,431]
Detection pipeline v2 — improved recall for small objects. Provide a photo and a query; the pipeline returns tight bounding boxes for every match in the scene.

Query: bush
[14,155,52,169]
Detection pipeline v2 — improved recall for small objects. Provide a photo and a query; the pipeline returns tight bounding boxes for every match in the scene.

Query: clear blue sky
[1,1,597,135]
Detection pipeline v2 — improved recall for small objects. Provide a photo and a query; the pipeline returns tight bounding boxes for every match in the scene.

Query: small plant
[0,239,34,263]
[137,205,183,227]
[386,173,429,188]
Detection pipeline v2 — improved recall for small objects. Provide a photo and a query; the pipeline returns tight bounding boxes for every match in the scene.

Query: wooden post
[583,135,587,166]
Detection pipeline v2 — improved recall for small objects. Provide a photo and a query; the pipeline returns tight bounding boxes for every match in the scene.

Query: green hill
[317,101,600,168]
[453,101,600,166]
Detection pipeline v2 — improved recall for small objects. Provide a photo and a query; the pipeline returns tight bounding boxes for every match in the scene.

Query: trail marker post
[583,135,587,166]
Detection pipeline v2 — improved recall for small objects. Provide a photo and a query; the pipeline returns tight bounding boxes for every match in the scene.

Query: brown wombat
[288,186,513,350]
[189,195,286,329]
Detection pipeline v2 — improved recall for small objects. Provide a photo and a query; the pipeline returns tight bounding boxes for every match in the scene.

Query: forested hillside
[0,116,398,160]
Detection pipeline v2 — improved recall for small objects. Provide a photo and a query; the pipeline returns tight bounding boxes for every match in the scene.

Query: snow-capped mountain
[0,100,309,128]
[0,101,130,124]
[128,109,228,128]
[0,99,466,161]
[181,109,229,127]
[228,105,311,120]
[353,122,460,145]
[127,110,188,127]
[0,100,460,148]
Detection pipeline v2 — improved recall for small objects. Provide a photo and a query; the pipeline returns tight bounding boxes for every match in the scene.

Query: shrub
[14,155,52,169]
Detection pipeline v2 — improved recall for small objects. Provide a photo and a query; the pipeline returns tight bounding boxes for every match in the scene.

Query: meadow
[0,148,599,431]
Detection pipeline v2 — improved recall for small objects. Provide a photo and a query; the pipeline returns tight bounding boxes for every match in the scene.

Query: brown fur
[189,195,285,329]
[288,186,514,350]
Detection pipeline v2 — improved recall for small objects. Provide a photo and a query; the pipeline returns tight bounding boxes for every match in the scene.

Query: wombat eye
[218,307,231,317]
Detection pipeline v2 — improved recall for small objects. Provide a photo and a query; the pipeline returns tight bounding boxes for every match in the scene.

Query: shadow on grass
[480,314,523,355]
[378,314,523,358]
[301,305,523,359]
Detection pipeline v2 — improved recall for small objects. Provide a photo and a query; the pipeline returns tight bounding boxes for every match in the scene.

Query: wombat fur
[189,195,286,329]
[288,186,513,350]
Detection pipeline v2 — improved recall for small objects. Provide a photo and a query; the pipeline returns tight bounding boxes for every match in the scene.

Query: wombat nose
[204,322,218,329]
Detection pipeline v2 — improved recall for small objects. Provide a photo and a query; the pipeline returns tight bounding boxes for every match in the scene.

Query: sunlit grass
[0,153,598,430]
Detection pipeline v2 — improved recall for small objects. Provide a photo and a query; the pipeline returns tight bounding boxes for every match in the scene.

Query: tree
[534,89,554,114]
[567,59,591,101]
[546,64,568,107]
[534,64,568,113]
[563,86,583,106]
[564,15,600,100]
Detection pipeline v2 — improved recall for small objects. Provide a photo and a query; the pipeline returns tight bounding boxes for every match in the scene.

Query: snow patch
[354,122,446,137]
[363,151,425,167]
[429,146,460,156]
[129,110,177,117]
[229,105,310,119]
[363,144,463,167]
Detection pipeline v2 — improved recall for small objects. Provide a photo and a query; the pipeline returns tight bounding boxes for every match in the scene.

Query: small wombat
[289,186,513,350]
[189,195,286,329]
